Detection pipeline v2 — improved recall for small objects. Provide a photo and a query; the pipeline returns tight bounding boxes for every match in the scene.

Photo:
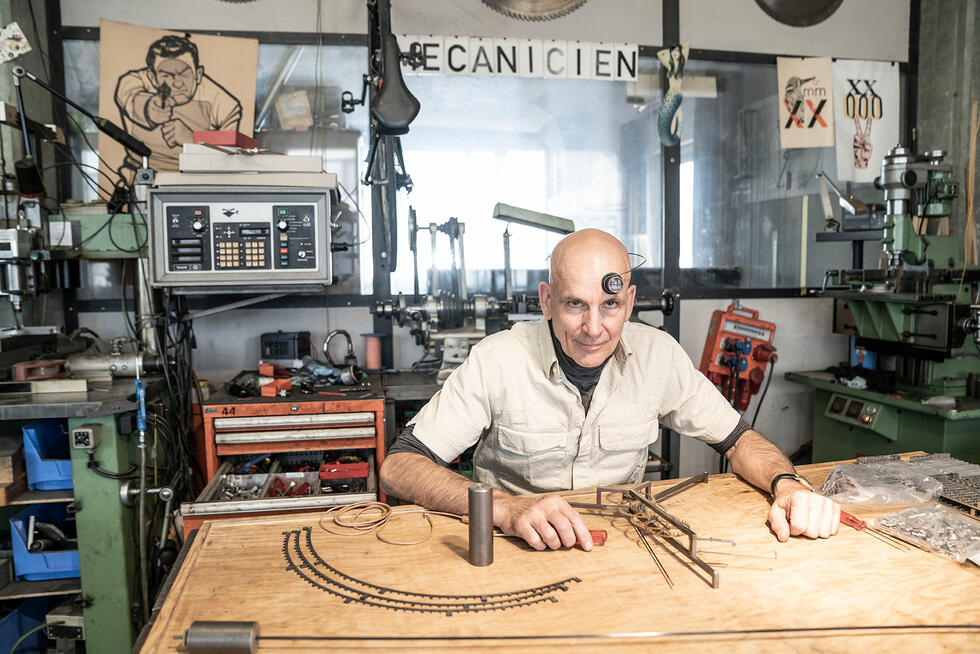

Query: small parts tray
[182,454,377,520]
[267,472,320,497]
[319,461,370,480]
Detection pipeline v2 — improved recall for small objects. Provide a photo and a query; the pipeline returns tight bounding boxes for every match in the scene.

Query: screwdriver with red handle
[840,509,908,550]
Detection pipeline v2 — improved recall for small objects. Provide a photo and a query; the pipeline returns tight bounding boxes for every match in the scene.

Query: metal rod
[503,226,513,301]
[428,223,438,296]
[634,524,673,588]
[457,223,467,301]
[256,624,980,642]
[468,483,493,566]
[865,526,910,551]
[626,489,721,589]
[135,258,157,355]
[697,549,776,560]
[12,71,31,156]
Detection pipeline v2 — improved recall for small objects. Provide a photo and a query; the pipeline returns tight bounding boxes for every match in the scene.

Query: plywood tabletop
[139,458,979,653]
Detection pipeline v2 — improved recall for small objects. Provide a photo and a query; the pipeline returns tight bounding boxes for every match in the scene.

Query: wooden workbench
[139,459,979,652]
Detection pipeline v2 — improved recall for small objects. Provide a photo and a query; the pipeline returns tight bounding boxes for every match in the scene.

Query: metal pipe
[428,223,438,296]
[66,352,163,377]
[503,226,513,301]
[136,258,157,354]
[183,621,259,654]
[468,483,493,566]
[138,430,148,622]
[11,70,32,156]
[256,46,306,130]
[458,223,468,301]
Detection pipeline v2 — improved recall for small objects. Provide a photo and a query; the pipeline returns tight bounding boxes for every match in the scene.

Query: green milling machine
[788,146,980,464]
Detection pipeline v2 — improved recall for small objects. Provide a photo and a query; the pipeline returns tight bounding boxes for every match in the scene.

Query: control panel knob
[191,219,205,232]
[277,219,289,231]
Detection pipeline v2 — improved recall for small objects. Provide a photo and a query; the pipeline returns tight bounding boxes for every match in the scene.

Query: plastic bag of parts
[819,461,942,507]
[872,502,980,563]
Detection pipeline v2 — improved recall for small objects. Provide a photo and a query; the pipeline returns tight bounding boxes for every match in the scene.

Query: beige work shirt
[409,318,741,494]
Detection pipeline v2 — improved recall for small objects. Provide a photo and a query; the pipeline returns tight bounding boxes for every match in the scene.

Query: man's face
[540,273,635,368]
[152,53,202,105]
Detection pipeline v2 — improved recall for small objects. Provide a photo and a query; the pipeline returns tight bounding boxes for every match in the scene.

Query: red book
[193,130,258,149]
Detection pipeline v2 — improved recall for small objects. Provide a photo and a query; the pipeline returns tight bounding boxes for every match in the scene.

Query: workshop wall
[681,0,909,62]
[916,0,980,250]
[60,0,907,59]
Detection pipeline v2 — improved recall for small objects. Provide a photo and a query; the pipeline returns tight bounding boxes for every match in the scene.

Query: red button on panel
[280,248,289,254]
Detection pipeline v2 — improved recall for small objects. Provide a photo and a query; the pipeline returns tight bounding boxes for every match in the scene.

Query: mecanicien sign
[396,35,638,81]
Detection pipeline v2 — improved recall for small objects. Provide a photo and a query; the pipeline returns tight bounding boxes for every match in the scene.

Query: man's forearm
[726,429,841,541]
[380,452,594,551]
[724,429,797,495]
[380,452,514,523]
[380,452,473,515]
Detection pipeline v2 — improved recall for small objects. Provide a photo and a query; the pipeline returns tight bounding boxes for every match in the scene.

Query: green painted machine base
[786,371,980,464]
[69,415,139,654]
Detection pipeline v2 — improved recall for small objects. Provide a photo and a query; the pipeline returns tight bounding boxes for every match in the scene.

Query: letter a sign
[777,57,835,149]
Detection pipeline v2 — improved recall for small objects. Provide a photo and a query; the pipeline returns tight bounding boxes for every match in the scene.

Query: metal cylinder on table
[183,621,259,654]
[468,482,493,567]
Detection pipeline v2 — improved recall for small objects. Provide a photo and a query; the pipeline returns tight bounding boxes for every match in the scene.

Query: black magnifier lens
[601,273,624,294]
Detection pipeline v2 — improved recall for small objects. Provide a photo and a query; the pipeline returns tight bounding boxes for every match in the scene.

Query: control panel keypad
[164,203,318,274]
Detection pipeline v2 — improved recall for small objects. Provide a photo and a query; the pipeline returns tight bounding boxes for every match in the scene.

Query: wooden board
[0,472,28,506]
[140,459,980,653]
[0,435,24,484]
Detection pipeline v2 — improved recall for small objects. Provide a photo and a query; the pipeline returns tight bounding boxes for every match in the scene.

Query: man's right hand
[496,493,593,551]
[146,94,174,124]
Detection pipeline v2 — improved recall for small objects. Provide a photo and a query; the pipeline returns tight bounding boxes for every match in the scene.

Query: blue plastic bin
[9,504,80,581]
[0,597,49,652]
[21,420,72,490]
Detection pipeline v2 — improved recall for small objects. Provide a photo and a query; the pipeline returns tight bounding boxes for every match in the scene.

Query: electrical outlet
[71,424,102,450]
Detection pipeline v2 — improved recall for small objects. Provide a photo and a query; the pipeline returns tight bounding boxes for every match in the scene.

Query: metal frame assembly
[568,473,721,589]
[281,526,580,615]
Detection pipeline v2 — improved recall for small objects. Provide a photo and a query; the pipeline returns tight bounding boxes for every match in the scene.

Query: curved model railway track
[282,527,581,615]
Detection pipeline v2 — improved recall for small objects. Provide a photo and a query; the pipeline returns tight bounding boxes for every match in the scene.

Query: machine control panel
[149,187,332,289]
[824,393,895,440]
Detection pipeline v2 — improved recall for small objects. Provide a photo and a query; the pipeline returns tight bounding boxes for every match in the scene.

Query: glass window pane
[394,60,663,296]
[681,60,888,289]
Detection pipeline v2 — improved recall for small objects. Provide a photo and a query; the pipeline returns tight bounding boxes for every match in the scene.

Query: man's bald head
[540,229,636,367]
[549,229,631,289]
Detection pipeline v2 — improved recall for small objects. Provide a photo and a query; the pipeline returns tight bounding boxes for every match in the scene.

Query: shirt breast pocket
[494,425,569,491]
[597,420,654,485]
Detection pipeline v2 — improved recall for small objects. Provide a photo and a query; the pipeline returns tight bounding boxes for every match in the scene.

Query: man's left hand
[768,483,840,542]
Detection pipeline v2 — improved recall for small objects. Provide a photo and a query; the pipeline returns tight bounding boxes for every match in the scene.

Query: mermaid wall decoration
[657,43,689,147]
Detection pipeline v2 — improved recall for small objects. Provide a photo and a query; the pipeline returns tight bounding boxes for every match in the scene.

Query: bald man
[381,229,840,551]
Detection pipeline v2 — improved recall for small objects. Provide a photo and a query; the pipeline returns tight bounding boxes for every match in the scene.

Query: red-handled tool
[840,509,908,551]
[840,510,866,530]
[574,529,607,550]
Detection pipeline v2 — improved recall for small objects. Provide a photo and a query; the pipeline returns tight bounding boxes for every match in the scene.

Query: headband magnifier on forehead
[600,253,647,295]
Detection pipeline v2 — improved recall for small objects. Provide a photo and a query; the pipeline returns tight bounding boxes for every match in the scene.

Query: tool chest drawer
[181,450,376,532]
[196,391,386,504]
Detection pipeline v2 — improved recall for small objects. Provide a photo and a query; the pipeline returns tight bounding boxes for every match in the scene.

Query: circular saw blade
[481,0,588,22]
[754,0,844,27]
